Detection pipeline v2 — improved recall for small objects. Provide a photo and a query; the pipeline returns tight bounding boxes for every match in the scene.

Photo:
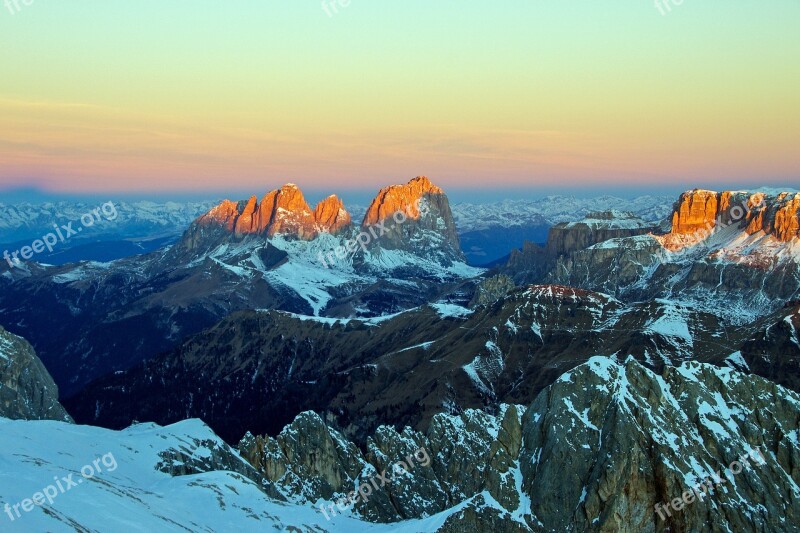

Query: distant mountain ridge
[503,188,800,324]
[0,200,217,243]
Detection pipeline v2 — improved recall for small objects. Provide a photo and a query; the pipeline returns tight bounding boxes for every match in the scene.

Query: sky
[0,0,798,199]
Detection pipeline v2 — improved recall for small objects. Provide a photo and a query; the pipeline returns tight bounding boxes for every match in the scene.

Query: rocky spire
[360,176,463,262]
[670,189,800,242]
[313,195,352,235]
[191,183,352,242]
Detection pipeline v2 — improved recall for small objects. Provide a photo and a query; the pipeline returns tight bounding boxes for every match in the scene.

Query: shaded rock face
[671,189,800,241]
[519,359,800,532]
[504,241,548,284]
[501,211,656,286]
[469,274,516,307]
[552,237,800,325]
[182,184,352,250]
[151,421,285,501]
[739,305,800,392]
[239,359,800,532]
[546,211,656,256]
[360,176,464,263]
[0,326,72,422]
[239,406,527,526]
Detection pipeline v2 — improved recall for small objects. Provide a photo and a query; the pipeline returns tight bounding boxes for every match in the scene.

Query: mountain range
[1,178,799,531]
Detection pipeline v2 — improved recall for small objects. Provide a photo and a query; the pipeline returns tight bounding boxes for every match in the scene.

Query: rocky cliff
[501,211,655,285]
[504,190,800,323]
[360,176,464,263]
[546,210,656,256]
[239,358,800,531]
[181,184,352,251]
[0,326,72,422]
[738,304,800,392]
[670,189,800,242]
[314,194,352,235]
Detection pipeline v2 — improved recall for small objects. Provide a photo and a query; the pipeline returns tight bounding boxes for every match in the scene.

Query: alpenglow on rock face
[182,184,352,249]
[671,188,800,241]
[0,326,72,422]
[361,176,464,263]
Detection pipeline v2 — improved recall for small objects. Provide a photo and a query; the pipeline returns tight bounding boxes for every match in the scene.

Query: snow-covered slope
[6,357,799,532]
[0,416,511,532]
[0,200,217,243]
[451,195,673,232]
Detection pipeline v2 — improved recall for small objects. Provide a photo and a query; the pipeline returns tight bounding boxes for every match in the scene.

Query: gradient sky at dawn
[0,1,798,195]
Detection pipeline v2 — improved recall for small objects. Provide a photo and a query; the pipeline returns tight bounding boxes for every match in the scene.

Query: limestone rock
[546,211,656,256]
[469,274,516,307]
[313,195,352,235]
[239,360,800,531]
[0,325,73,423]
[670,189,800,242]
[183,183,353,248]
[360,176,464,263]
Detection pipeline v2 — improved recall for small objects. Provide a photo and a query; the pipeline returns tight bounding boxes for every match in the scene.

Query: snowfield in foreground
[0,417,461,532]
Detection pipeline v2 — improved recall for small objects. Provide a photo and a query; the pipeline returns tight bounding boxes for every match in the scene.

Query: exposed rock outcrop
[0,325,72,422]
[738,304,800,392]
[501,211,655,285]
[182,184,352,250]
[546,210,655,256]
[240,358,800,531]
[360,176,464,263]
[503,190,800,323]
[469,274,516,307]
[670,189,800,242]
[314,195,352,235]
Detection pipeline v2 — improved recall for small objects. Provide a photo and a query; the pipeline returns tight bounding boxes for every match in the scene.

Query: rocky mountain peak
[359,176,463,262]
[185,184,353,247]
[201,199,241,232]
[671,188,800,242]
[313,194,351,235]
[362,175,444,225]
[255,184,317,239]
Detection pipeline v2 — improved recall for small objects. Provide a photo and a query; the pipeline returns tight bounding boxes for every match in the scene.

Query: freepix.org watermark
[654,447,766,521]
[321,0,351,18]
[656,195,765,263]
[318,447,431,521]
[655,0,685,16]
[317,198,431,269]
[3,201,118,268]
[4,0,34,15]
[3,452,118,523]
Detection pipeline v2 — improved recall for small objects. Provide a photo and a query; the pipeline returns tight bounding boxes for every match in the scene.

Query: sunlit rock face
[360,176,464,262]
[671,189,800,242]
